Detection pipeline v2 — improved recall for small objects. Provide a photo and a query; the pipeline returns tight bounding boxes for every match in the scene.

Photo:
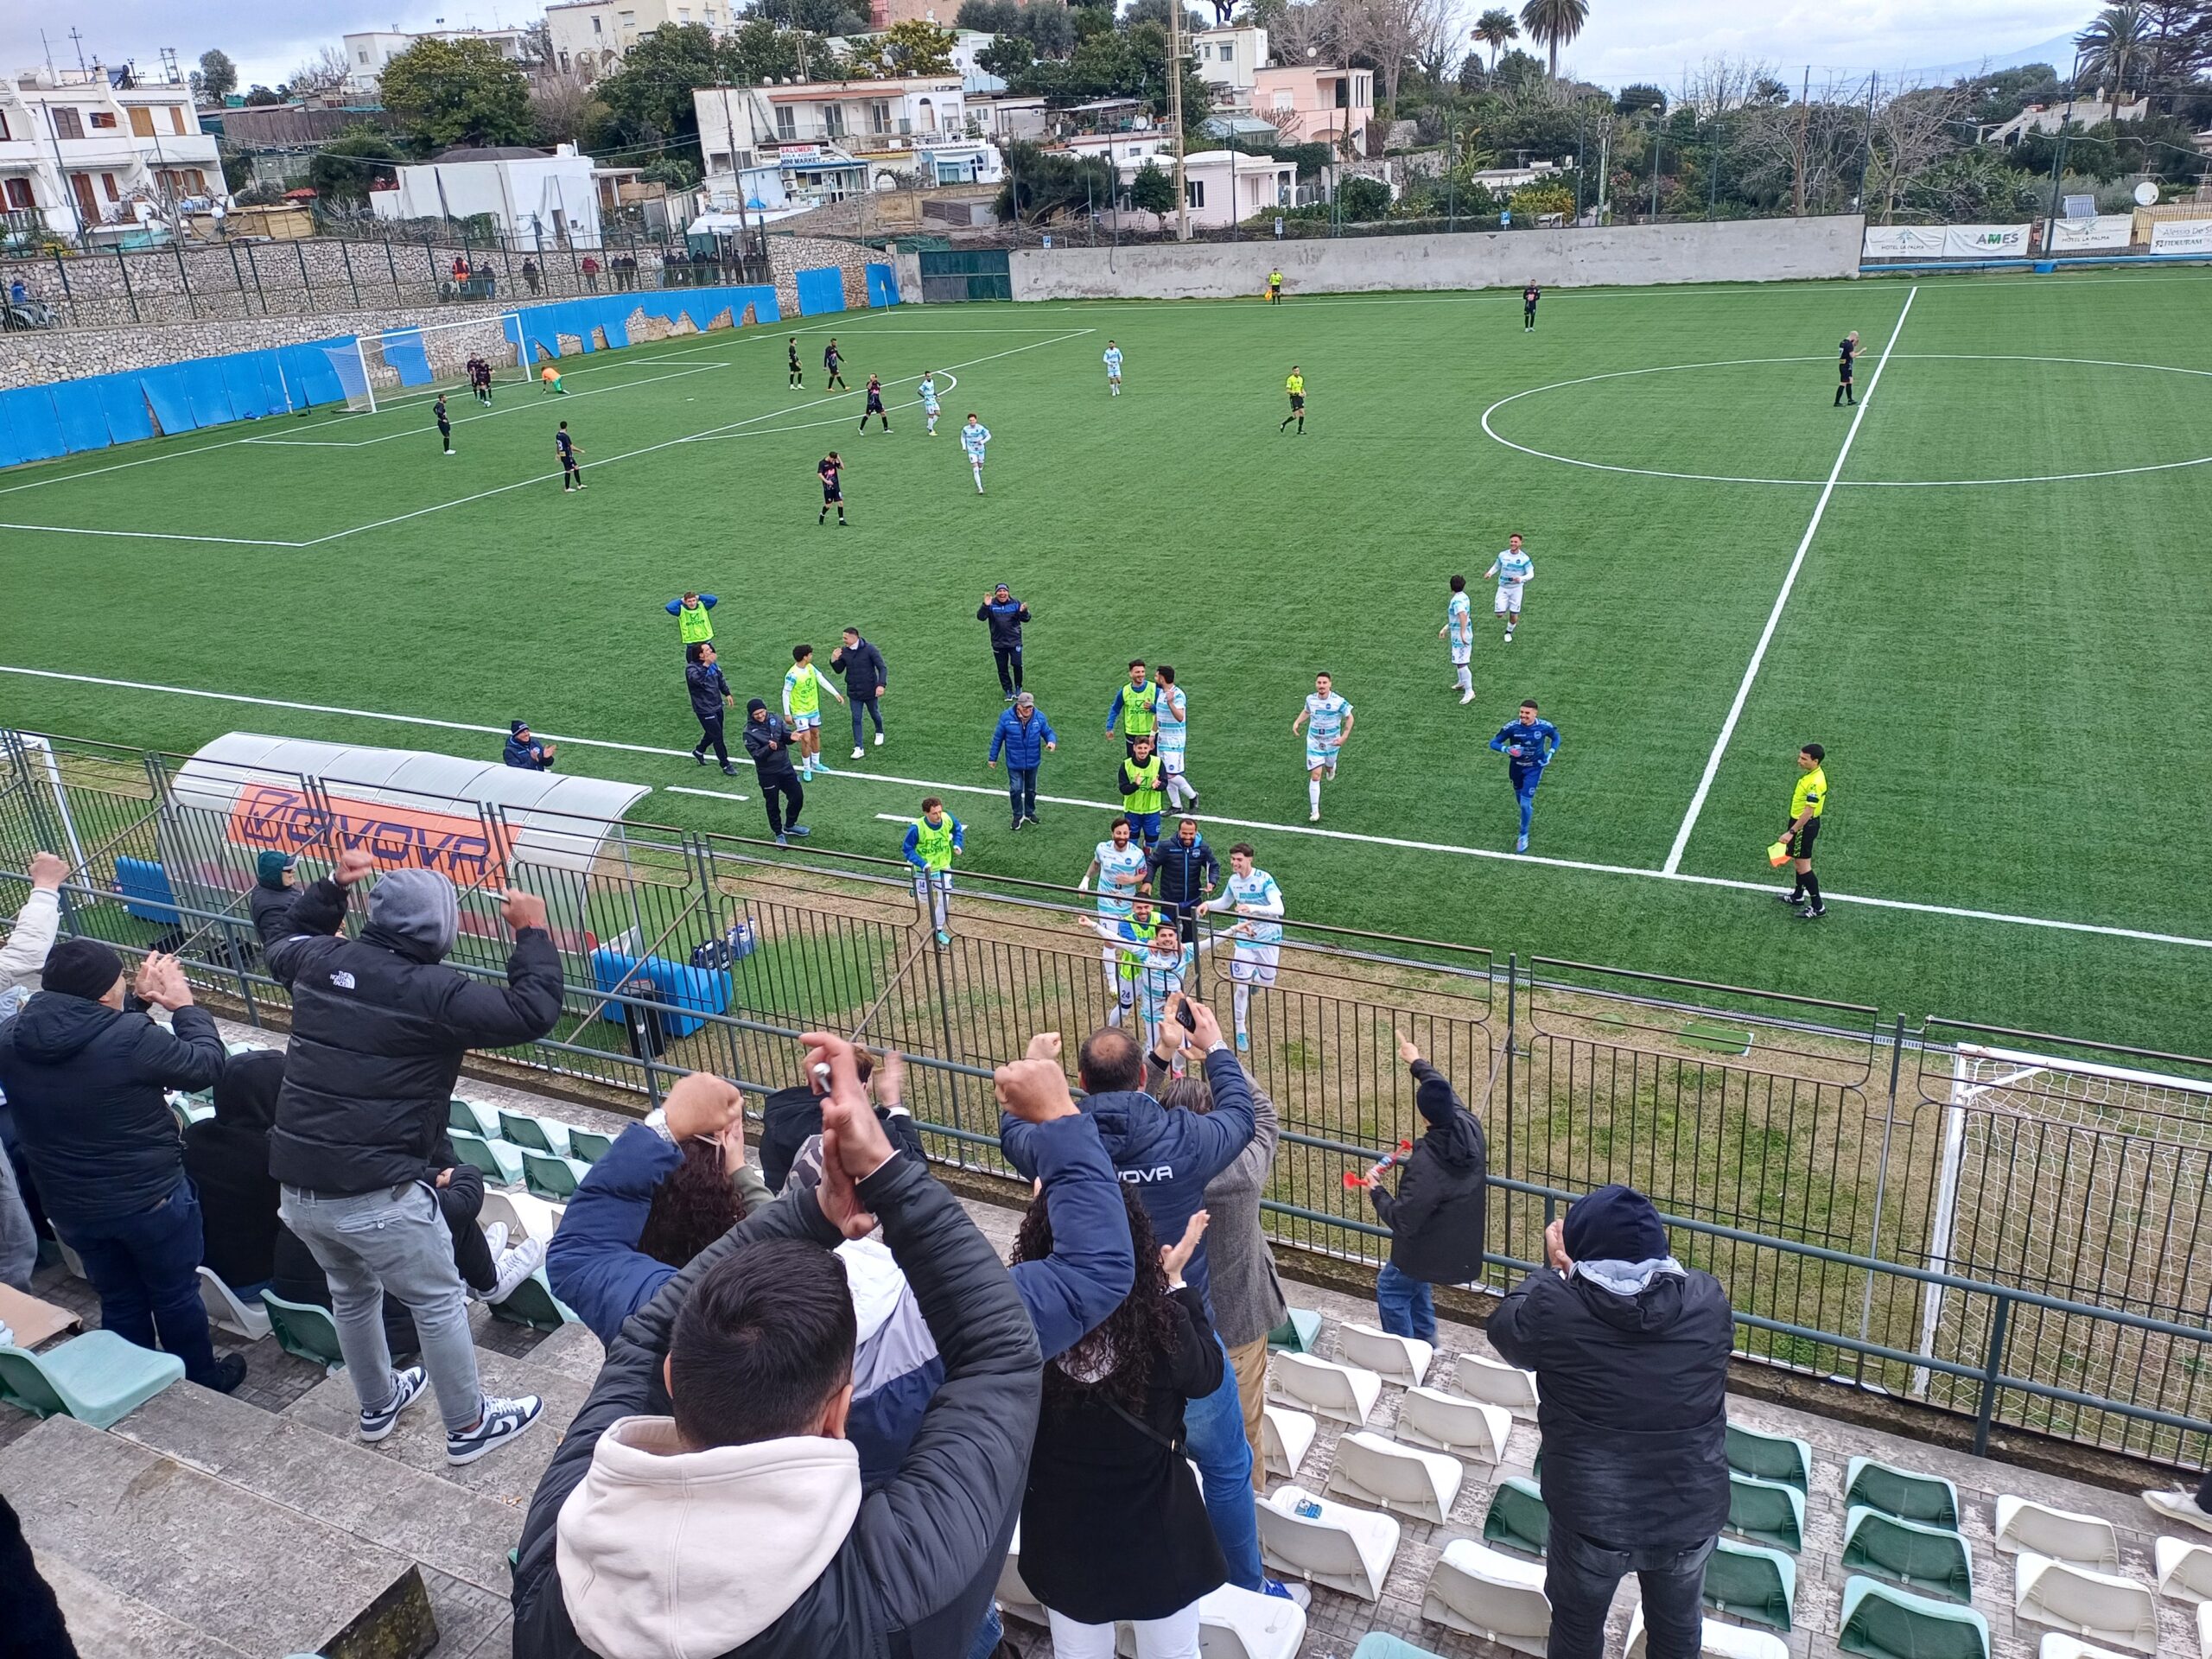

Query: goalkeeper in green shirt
[782,643,846,780]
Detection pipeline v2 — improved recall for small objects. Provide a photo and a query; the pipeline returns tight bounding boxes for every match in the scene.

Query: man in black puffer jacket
[266,849,563,1466]
[1487,1184,1733,1659]
[1362,1033,1486,1343]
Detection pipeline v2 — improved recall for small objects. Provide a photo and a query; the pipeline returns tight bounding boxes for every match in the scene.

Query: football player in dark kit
[817,452,846,526]
[1834,330,1859,406]
[858,374,891,433]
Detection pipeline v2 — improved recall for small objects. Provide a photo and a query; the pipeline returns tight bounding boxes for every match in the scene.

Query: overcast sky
[0,0,2095,95]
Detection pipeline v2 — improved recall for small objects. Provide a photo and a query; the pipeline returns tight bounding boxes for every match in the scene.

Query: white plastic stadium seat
[2157,1535,2212,1604]
[2012,1552,2159,1653]
[997,1522,1046,1627]
[1994,1495,2120,1571]
[1325,1429,1464,1523]
[1268,1351,1382,1427]
[1336,1321,1433,1386]
[1421,1537,1550,1655]
[1262,1405,1316,1480]
[1257,1485,1400,1601]
[1395,1385,1511,1463]
[1112,1584,1306,1659]
[1454,1351,1540,1416]
[196,1266,272,1341]
[2037,1636,2154,1659]
[1624,1605,1789,1659]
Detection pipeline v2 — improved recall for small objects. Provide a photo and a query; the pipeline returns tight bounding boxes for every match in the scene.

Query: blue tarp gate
[866,263,899,308]
[380,328,435,386]
[795,267,848,316]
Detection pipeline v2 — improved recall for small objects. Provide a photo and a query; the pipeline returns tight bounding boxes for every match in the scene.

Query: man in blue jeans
[1487,1185,1734,1659]
[0,938,245,1391]
[1360,1031,1487,1343]
[1000,1007,1303,1605]
[987,690,1056,830]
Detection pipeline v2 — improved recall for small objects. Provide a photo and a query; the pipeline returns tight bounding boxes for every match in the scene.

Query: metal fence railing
[4,726,2211,1471]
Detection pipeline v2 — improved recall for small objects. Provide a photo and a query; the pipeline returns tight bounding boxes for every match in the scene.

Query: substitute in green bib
[901,795,964,945]
[1117,734,1166,849]
[1106,659,1159,758]
[664,592,717,652]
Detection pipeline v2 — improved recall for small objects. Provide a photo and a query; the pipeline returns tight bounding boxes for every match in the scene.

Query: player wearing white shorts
[781,643,845,779]
[1154,665,1196,810]
[960,413,990,493]
[1103,340,1124,396]
[1441,574,1475,703]
[919,372,941,436]
[1082,816,1151,1019]
[1485,532,1534,643]
[1198,842,1283,1053]
[1289,671,1353,822]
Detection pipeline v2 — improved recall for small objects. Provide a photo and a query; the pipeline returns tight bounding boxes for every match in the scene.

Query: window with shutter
[129,106,155,137]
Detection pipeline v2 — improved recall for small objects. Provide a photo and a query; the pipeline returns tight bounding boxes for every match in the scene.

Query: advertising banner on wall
[1862,226,1945,257]
[2050,215,2135,251]
[1941,224,2032,257]
[2149,218,2212,253]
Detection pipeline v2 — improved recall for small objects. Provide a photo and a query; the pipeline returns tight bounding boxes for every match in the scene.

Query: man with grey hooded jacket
[267,849,564,1465]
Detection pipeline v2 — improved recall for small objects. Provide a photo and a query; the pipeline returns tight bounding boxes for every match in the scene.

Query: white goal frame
[323,312,531,415]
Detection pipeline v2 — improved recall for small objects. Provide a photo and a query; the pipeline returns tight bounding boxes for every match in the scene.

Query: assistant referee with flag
[1778,744,1828,919]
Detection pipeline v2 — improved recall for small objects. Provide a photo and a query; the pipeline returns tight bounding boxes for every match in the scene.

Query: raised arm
[1007,1114,1135,1361]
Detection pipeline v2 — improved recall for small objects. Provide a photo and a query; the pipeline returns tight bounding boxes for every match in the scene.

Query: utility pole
[1167,0,1188,240]
[2044,48,2088,258]
[1856,72,1877,217]
[1792,65,1809,215]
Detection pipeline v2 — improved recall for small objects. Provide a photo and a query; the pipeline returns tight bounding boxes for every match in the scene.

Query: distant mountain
[1867,31,2077,86]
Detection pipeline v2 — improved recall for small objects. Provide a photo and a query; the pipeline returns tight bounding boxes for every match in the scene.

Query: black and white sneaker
[1796,904,1827,921]
[359,1366,429,1442]
[1775,888,1803,904]
[447,1394,543,1465]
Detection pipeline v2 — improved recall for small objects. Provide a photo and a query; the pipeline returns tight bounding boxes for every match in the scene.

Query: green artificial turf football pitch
[3,266,2209,1053]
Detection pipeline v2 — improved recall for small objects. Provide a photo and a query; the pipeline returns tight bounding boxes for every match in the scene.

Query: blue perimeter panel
[0,389,64,464]
[181,359,238,429]
[380,327,434,386]
[137,364,200,435]
[504,284,784,361]
[866,263,899,308]
[273,340,347,409]
[46,379,112,453]
[95,374,156,444]
[220,352,276,419]
[795,266,848,316]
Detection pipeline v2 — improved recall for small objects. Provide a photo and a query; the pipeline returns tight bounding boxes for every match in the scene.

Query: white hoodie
[556,1415,862,1659]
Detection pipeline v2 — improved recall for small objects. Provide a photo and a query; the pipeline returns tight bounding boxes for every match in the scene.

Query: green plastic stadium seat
[1269,1308,1323,1353]
[260,1291,347,1371]
[448,1097,493,1135]
[1845,1456,1961,1528]
[567,1128,614,1164]
[497,1109,559,1154]
[521,1148,588,1201]
[1481,1475,1549,1557]
[1726,1421,1812,1491]
[1727,1471,1807,1553]
[489,1271,575,1332]
[1836,1574,1989,1659]
[1701,1538,1796,1631]
[1351,1637,1448,1659]
[1841,1505,1974,1601]
[450,1128,524,1186]
[0,1332,186,1428]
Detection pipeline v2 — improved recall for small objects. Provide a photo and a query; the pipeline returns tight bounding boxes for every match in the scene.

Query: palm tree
[1518,0,1589,78]
[1472,8,1519,72]
[2075,3,2150,99]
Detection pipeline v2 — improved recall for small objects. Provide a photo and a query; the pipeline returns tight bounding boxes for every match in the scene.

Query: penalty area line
[0,660,2205,954]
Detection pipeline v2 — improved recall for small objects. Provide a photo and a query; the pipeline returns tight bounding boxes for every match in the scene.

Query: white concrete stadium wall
[1007,214,1866,301]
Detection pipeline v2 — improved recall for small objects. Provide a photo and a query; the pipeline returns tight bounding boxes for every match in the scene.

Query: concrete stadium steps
[283,1339,594,1511]
[525,1318,607,1384]
[1,1413,445,1659]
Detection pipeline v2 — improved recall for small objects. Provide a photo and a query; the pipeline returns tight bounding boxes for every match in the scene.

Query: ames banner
[1940,223,2032,257]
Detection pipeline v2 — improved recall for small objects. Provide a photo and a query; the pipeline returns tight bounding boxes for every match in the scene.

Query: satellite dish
[2134,180,2159,206]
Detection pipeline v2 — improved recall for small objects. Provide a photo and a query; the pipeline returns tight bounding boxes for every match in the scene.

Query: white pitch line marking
[1662,286,1917,876]
[663,784,748,802]
[2,658,2204,952]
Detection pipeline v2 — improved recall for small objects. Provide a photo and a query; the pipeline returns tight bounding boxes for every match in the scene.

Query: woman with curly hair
[1014,1188,1226,1658]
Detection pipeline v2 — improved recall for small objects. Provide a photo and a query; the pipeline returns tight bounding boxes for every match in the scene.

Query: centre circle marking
[1479,353,2212,488]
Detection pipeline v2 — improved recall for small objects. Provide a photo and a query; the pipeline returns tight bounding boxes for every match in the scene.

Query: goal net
[1913,1037,2212,1459]
[322,313,528,414]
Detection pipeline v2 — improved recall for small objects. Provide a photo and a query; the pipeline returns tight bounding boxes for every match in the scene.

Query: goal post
[322,312,530,412]
[322,338,375,414]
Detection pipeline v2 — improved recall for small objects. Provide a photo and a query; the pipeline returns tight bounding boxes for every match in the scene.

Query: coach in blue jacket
[987,692,1056,830]
[998,999,1278,1599]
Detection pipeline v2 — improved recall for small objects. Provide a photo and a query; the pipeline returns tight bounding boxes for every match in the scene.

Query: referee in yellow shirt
[1779,743,1828,919]
[1279,365,1306,434]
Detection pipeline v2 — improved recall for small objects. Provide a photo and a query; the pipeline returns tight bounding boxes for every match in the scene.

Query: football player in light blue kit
[1198,842,1284,1052]
[960,412,991,493]
[918,371,942,435]
[1103,340,1124,396]
[1440,574,1475,703]
[1489,697,1560,853]
[1484,532,1535,643]
[1081,815,1151,1018]
[1290,671,1354,822]
[1154,664,1196,810]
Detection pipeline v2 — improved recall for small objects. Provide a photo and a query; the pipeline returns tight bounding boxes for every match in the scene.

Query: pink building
[1250,64,1373,153]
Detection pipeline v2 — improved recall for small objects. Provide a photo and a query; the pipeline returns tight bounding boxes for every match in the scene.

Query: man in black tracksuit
[1487,1184,1733,1659]
[687,642,738,774]
[829,626,888,757]
[976,584,1030,699]
[1363,1036,1486,1344]
[1147,817,1218,946]
[744,697,806,844]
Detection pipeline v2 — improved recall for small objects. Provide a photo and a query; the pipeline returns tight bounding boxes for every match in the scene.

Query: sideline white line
[1662,286,1917,876]
[664,784,748,802]
[0,523,306,547]
[3,660,2206,952]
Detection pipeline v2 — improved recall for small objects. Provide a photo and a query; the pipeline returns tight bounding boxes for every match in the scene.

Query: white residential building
[1118,148,1294,230]
[695,76,989,203]
[545,0,741,79]
[340,27,539,95]
[1192,27,1267,98]
[1983,92,2148,145]
[0,68,223,245]
[1058,130,1175,168]
[368,144,603,249]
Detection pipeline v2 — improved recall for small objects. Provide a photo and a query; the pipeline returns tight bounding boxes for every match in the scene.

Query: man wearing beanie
[0,938,245,1391]
[1487,1183,1733,1659]
[249,850,301,945]
[266,848,564,1465]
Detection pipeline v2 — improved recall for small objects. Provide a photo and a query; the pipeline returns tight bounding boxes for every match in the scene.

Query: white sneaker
[1308,810,1320,823]
[1459,689,1475,704]
[851,746,865,759]
[2145,1489,2212,1533]
[480,1220,509,1260]
[874,732,885,746]
[486,1236,546,1303]
[1503,630,1514,643]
